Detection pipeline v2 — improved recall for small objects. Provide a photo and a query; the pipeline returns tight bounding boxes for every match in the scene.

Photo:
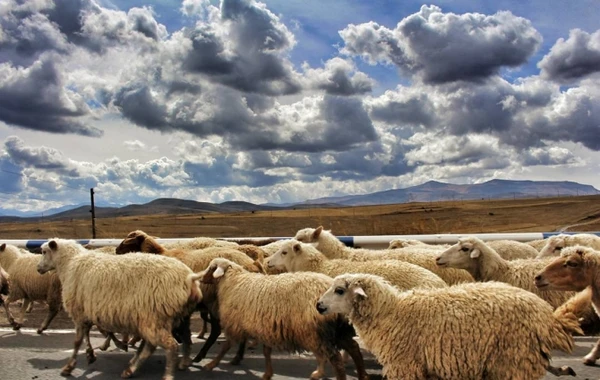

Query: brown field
[1,195,599,240]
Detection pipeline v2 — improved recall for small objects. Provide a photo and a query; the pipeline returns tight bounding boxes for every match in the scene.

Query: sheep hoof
[86,349,96,365]
[203,362,217,371]
[583,357,597,366]
[262,374,273,380]
[60,364,74,377]
[196,333,205,340]
[310,370,324,380]
[12,323,21,331]
[98,343,109,352]
[192,352,205,363]
[120,368,134,378]
[178,358,192,370]
[114,340,129,352]
[230,356,242,365]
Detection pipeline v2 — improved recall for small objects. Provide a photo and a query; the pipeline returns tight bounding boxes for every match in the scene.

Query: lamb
[0,243,62,333]
[294,227,472,285]
[435,237,576,309]
[115,230,263,364]
[37,238,202,380]
[201,258,369,380]
[537,233,600,258]
[316,273,580,379]
[535,246,600,365]
[269,239,448,290]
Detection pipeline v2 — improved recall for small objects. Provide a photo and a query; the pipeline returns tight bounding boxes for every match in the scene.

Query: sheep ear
[470,248,481,259]
[49,240,58,250]
[0,243,5,251]
[314,226,323,239]
[352,286,367,298]
[213,266,225,278]
[293,242,302,254]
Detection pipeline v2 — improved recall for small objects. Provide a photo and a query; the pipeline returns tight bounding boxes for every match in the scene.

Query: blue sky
[0,0,599,215]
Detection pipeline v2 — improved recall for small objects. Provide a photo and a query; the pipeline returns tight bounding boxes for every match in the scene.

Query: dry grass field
[1,195,599,240]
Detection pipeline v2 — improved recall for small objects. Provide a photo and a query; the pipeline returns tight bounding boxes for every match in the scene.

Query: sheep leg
[197,310,210,339]
[262,344,273,380]
[0,296,16,326]
[83,323,96,365]
[546,364,576,376]
[12,298,31,330]
[339,337,369,380]
[312,355,327,380]
[161,334,180,380]
[25,301,34,313]
[203,336,232,371]
[583,337,600,365]
[193,316,222,362]
[128,335,142,347]
[121,341,156,379]
[36,302,60,334]
[325,350,346,380]
[61,324,85,376]
[175,316,193,370]
[230,339,247,365]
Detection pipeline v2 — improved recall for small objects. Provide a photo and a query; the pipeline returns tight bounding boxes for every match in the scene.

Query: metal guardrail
[3,231,599,250]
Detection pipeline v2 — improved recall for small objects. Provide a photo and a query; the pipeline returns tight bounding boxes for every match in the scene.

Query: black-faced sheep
[537,233,600,258]
[317,273,580,379]
[0,243,62,333]
[269,239,448,290]
[37,238,202,380]
[202,258,369,380]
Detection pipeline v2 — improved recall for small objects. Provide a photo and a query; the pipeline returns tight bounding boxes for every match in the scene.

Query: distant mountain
[302,179,600,206]
[0,180,598,221]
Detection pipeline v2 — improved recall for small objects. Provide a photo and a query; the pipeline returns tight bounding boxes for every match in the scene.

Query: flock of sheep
[1,228,600,379]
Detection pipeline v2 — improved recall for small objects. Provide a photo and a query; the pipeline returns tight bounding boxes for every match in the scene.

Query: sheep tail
[547,309,583,354]
[186,273,204,303]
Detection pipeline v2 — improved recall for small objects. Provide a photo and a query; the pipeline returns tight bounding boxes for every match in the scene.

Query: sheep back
[61,252,199,342]
[487,240,539,260]
[349,278,577,380]
[217,270,348,354]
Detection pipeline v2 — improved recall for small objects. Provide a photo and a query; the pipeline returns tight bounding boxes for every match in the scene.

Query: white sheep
[486,239,540,260]
[294,227,473,285]
[527,239,549,251]
[0,243,62,333]
[537,233,600,258]
[435,237,575,309]
[269,239,448,290]
[163,237,239,250]
[37,238,203,380]
[317,273,580,379]
[388,239,449,250]
[202,258,369,380]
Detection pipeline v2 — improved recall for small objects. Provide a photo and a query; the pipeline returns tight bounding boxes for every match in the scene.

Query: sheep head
[38,239,59,274]
[538,235,567,258]
[202,258,239,284]
[436,238,481,270]
[317,274,367,316]
[267,239,304,271]
[294,226,324,243]
[534,246,594,292]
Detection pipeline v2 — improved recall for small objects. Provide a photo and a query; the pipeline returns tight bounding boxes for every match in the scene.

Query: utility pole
[90,188,96,239]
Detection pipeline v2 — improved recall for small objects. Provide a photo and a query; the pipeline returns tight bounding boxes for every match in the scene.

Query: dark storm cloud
[0,58,101,136]
[113,85,168,129]
[182,0,301,95]
[539,29,600,83]
[183,160,282,187]
[340,5,542,83]
[3,136,79,176]
[369,90,435,127]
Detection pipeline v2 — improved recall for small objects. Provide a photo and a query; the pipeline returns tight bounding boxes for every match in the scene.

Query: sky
[0,0,599,214]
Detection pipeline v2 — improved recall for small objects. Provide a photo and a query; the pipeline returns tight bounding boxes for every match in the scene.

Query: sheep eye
[565,261,578,268]
[556,246,563,251]
[461,247,469,252]
[282,251,287,255]
[334,288,345,295]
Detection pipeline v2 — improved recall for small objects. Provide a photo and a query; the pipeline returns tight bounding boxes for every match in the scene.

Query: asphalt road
[1,328,600,380]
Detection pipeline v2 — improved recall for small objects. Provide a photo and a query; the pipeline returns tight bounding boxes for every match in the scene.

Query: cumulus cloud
[340,5,542,83]
[302,58,375,95]
[3,136,79,176]
[539,29,600,83]
[0,59,101,136]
